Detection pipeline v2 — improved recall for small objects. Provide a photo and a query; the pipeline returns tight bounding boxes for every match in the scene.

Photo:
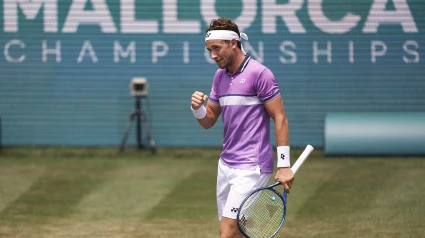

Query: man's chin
[214,60,225,68]
[216,62,227,69]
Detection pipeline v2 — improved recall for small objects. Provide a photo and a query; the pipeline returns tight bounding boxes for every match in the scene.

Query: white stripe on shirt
[219,95,262,106]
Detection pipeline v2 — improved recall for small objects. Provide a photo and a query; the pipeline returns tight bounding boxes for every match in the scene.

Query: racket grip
[291,145,314,174]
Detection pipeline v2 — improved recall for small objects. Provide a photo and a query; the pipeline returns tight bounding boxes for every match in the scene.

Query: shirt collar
[226,54,251,74]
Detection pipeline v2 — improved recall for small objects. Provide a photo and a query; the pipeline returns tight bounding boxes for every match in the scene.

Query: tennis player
[191,18,294,238]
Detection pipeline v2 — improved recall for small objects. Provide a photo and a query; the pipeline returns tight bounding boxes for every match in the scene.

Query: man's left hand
[274,167,294,193]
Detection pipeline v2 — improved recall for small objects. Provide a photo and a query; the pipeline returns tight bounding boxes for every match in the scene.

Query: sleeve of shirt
[208,70,221,104]
[256,67,280,103]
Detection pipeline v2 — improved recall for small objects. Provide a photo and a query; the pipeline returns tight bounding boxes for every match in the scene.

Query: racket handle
[291,145,314,174]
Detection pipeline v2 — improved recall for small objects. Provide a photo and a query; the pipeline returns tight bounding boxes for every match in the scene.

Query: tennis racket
[236,145,314,238]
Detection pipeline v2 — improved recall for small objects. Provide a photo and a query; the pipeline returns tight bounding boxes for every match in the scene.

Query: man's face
[205,39,235,69]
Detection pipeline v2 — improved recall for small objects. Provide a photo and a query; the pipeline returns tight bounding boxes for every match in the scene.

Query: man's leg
[220,166,272,238]
[220,217,243,238]
[217,160,231,221]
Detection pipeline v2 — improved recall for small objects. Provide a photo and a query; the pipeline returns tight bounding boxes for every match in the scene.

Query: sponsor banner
[0,0,424,146]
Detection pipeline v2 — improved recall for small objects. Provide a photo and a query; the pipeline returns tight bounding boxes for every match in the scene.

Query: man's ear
[231,39,238,49]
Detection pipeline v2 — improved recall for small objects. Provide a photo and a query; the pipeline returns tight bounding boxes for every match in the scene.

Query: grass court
[0,147,424,238]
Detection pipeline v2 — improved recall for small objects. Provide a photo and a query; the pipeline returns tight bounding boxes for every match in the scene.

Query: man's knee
[220,217,242,238]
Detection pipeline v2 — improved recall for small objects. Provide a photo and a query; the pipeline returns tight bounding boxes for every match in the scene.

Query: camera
[130,77,149,97]
[120,77,156,154]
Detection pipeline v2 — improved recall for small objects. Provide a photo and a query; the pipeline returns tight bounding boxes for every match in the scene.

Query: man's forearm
[196,107,218,129]
[275,116,289,146]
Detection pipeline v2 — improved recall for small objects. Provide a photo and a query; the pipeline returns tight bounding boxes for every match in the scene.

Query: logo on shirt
[231,207,239,213]
[239,78,246,84]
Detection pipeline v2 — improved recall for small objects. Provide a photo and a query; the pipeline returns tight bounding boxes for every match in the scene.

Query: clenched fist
[191,91,208,110]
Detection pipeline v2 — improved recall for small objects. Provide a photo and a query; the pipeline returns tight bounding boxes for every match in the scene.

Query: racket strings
[239,189,285,238]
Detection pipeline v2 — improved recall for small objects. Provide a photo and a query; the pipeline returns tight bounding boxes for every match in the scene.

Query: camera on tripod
[130,77,149,98]
[119,77,156,154]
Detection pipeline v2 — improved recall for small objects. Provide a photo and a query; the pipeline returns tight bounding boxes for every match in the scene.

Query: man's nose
[210,51,217,59]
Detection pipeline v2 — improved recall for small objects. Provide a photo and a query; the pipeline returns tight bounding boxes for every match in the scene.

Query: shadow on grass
[145,167,218,222]
[0,162,117,226]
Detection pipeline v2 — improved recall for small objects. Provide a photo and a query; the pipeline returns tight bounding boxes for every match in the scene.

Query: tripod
[119,97,156,154]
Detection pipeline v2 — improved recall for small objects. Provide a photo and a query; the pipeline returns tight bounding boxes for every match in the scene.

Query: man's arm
[191,91,221,129]
[264,95,289,146]
[264,95,294,193]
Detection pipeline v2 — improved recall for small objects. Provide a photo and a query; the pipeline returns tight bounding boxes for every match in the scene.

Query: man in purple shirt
[191,18,294,238]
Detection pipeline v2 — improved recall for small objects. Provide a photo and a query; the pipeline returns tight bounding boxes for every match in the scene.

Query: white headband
[205,30,249,54]
[205,30,248,41]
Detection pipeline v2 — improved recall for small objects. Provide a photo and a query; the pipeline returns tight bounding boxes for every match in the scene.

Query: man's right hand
[191,91,208,110]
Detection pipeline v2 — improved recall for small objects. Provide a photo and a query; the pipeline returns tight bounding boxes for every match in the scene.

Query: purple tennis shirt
[208,54,280,173]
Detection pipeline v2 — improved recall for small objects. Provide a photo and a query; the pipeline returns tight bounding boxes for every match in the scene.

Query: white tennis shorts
[217,159,272,220]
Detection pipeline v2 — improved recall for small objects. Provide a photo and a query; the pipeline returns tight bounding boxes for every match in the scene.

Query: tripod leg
[119,113,136,152]
[140,112,156,154]
[136,110,144,150]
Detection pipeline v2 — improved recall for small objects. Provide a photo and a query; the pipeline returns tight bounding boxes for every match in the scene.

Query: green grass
[0,147,424,238]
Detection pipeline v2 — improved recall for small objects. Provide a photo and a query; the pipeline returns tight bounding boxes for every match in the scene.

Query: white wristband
[191,105,207,119]
[277,146,290,168]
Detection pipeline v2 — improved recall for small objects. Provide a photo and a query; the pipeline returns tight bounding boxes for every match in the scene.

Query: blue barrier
[324,112,425,156]
[0,114,2,149]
